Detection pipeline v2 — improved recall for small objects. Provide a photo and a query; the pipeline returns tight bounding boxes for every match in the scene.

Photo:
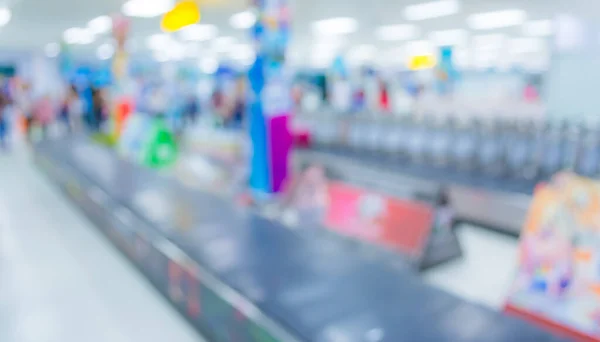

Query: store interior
[2,0,600,341]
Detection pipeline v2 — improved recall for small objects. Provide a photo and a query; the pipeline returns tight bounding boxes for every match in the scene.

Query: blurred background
[2,0,600,341]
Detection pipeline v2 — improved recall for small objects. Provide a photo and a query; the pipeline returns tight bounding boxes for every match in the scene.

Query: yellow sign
[408,55,436,70]
[161,1,201,32]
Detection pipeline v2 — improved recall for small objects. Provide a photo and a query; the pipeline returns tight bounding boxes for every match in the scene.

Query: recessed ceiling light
[312,17,357,36]
[63,27,95,45]
[146,33,172,50]
[523,20,553,37]
[179,24,218,41]
[122,0,173,18]
[88,15,112,35]
[404,0,459,21]
[97,43,115,60]
[375,25,418,41]
[230,10,256,29]
[468,10,526,30]
[45,43,60,58]
[429,29,468,46]
[0,8,11,27]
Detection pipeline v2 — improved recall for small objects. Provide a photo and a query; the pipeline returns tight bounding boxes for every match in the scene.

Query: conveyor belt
[34,136,563,341]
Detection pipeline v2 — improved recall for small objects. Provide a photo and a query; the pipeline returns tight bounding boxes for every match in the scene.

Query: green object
[141,118,178,168]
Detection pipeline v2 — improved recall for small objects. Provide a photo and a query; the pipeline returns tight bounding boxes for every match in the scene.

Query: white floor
[0,143,521,342]
[423,225,520,309]
[0,147,204,342]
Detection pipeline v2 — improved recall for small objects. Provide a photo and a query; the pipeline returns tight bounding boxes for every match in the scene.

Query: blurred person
[227,78,246,129]
[0,86,10,149]
[66,85,84,132]
[32,94,54,139]
[17,82,33,141]
[184,94,199,126]
[91,87,106,131]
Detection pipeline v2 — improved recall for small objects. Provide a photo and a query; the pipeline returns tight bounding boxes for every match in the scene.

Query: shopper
[0,89,9,149]
[32,95,54,139]
[90,87,105,131]
[17,82,33,141]
[66,85,84,132]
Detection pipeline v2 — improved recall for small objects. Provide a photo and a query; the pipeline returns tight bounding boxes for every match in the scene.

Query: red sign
[323,181,434,258]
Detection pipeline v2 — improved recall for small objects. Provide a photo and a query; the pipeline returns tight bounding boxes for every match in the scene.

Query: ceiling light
[179,24,218,41]
[0,8,11,27]
[312,17,357,36]
[97,43,115,60]
[146,33,172,50]
[78,29,95,44]
[510,37,544,54]
[404,0,459,21]
[376,25,418,41]
[523,20,553,37]
[45,43,60,58]
[122,0,173,18]
[88,15,112,35]
[230,10,256,29]
[63,27,95,45]
[468,10,526,30]
[199,57,218,74]
[429,29,468,46]
[63,28,81,44]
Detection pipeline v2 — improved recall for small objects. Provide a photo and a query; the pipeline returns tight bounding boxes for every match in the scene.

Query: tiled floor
[0,143,522,341]
[0,147,204,342]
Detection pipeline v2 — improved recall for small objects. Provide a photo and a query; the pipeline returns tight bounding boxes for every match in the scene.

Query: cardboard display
[505,173,600,341]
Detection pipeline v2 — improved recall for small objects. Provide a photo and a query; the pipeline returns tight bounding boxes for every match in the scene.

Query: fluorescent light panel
[63,27,95,45]
[230,11,256,29]
[0,8,11,27]
[468,9,526,30]
[122,0,173,18]
[312,17,357,36]
[404,0,459,21]
[376,24,418,41]
[179,24,218,41]
[88,16,112,35]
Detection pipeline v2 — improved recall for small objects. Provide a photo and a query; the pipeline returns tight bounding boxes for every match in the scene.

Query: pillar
[247,0,292,194]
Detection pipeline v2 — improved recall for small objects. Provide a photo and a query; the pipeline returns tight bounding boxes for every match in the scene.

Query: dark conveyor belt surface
[303,146,538,195]
[34,136,564,342]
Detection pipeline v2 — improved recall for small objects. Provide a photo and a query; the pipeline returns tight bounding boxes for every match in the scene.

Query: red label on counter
[323,181,434,258]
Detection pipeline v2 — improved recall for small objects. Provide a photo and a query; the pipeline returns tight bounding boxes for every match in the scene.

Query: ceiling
[0,0,597,68]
